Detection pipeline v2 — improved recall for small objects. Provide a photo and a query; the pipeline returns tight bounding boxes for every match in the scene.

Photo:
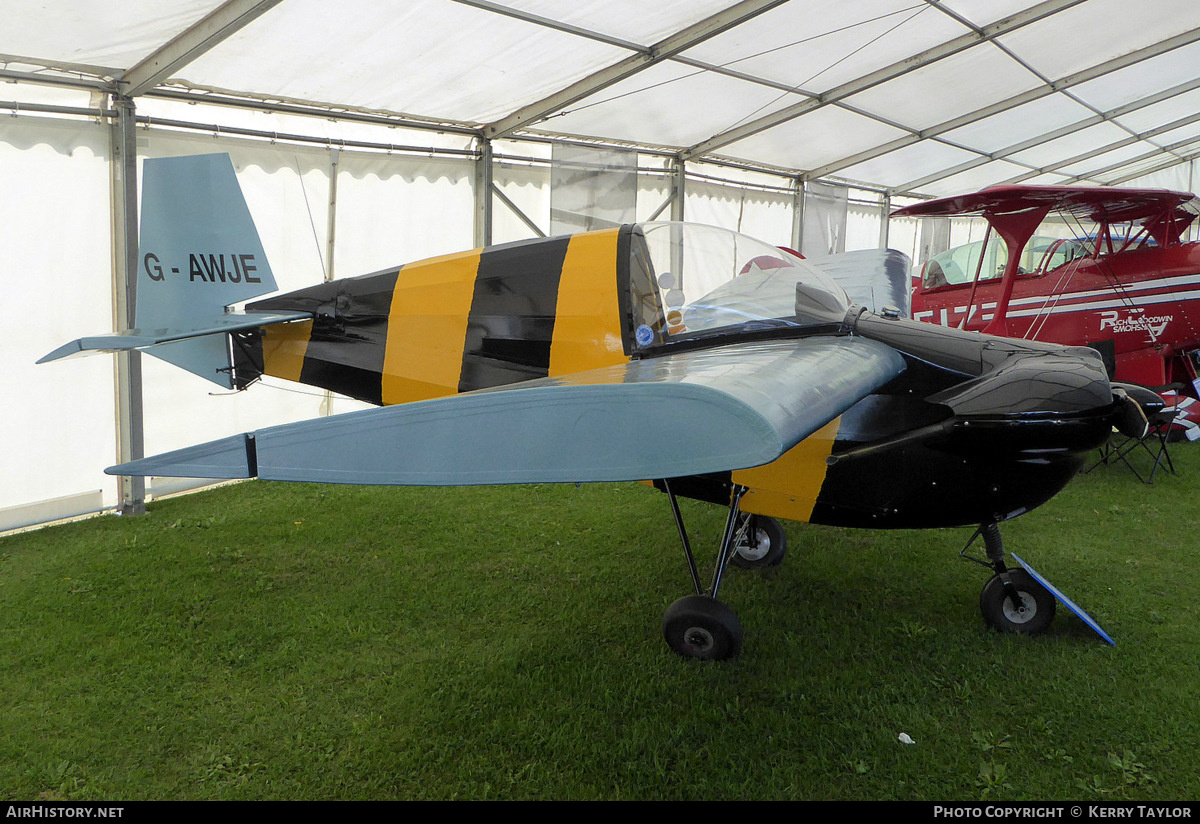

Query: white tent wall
[491,151,815,249]
[683,177,794,249]
[334,149,476,274]
[1,116,117,531]
[846,196,886,253]
[328,145,477,418]
[492,159,551,244]
[886,219,920,276]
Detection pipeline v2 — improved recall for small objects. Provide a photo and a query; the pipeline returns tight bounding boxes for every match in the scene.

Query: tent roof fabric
[4,0,1200,196]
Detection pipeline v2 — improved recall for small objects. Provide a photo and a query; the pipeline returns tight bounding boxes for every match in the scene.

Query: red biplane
[892,185,1200,439]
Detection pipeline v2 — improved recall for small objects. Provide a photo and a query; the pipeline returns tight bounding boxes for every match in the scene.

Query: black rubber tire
[662,595,744,660]
[979,569,1057,635]
[730,515,787,569]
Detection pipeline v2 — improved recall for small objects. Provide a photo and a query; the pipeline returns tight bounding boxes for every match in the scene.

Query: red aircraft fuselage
[896,185,1200,404]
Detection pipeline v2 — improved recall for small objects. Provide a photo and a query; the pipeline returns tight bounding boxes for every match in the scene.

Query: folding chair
[1085,403,1178,484]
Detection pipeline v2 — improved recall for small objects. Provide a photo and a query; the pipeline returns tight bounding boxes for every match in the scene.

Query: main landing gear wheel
[730,515,787,569]
[662,595,744,661]
[660,481,757,660]
[979,569,1056,635]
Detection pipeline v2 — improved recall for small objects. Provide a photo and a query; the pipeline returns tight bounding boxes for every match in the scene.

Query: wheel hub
[683,626,716,654]
[736,528,771,562]
[1001,591,1038,624]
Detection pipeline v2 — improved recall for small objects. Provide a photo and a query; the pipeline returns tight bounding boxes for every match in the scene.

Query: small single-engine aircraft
[892,185,1200,440]
[42,155,1145,660]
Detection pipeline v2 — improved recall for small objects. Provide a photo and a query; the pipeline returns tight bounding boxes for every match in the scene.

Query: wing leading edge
[108,336,905,486]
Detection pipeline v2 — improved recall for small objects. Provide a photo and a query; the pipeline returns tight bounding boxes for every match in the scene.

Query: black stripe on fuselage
[251,268,400,405]
[458,235,571,393]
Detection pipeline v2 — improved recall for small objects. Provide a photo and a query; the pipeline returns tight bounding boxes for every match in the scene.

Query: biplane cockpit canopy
[627,222,850,352]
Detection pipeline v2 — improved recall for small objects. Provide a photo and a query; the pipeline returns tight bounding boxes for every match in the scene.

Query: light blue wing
[108,335,905,485]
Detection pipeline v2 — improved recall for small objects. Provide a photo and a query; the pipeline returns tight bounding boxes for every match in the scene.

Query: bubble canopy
[626,222,851,351]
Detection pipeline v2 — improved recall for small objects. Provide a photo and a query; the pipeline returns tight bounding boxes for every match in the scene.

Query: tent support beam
[120,0,284,97]
[1064,135,1200,186]
[475,139,494,247]
[493,183,546,238]
[646,184,676,222]
[894,100,1200,194]
[110,95,145,516]
[791,179,805,253]
[842,26,1200,193]
[483,0,788,140]
[1108,148,1200,188]
[879,193,891,250]
[325,147,340,282]
[681,0,1088,160]
[670,158,686,222]
[1003,110,1200,185]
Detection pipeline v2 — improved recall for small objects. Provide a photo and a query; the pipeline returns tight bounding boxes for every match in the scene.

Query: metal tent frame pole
[110,94,145,517]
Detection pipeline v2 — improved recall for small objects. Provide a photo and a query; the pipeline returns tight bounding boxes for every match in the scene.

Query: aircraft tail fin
[39,153,305,387]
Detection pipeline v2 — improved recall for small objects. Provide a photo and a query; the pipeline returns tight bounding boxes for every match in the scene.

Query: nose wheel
[979,568,1056,633]
[964,523,1056,635]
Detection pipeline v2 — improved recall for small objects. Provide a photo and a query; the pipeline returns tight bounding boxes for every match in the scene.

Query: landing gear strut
[659,481,786,660]
[963,522,1056,635]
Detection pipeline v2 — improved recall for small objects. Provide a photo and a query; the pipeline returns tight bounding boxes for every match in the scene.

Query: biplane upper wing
[892,184,1200,224]
[107,335,905,485]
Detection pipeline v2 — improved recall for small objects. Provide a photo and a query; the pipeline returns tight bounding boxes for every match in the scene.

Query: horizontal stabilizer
[37,311,310,363]
[108,336,905,485]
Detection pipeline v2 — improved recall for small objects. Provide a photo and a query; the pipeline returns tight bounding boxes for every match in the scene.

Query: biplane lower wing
[107,335,905,485]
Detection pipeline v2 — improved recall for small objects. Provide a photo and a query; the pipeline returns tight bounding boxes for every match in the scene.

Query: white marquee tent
[4,0,1200,529]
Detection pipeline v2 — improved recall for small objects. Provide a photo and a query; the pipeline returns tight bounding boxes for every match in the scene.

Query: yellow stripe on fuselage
[261,319,314,384]
[549,229,627,378]
[735,417,841,523]
[381,249,482,405]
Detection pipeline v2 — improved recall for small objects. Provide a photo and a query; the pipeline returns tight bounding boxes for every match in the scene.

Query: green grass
[2,443,1199,800]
